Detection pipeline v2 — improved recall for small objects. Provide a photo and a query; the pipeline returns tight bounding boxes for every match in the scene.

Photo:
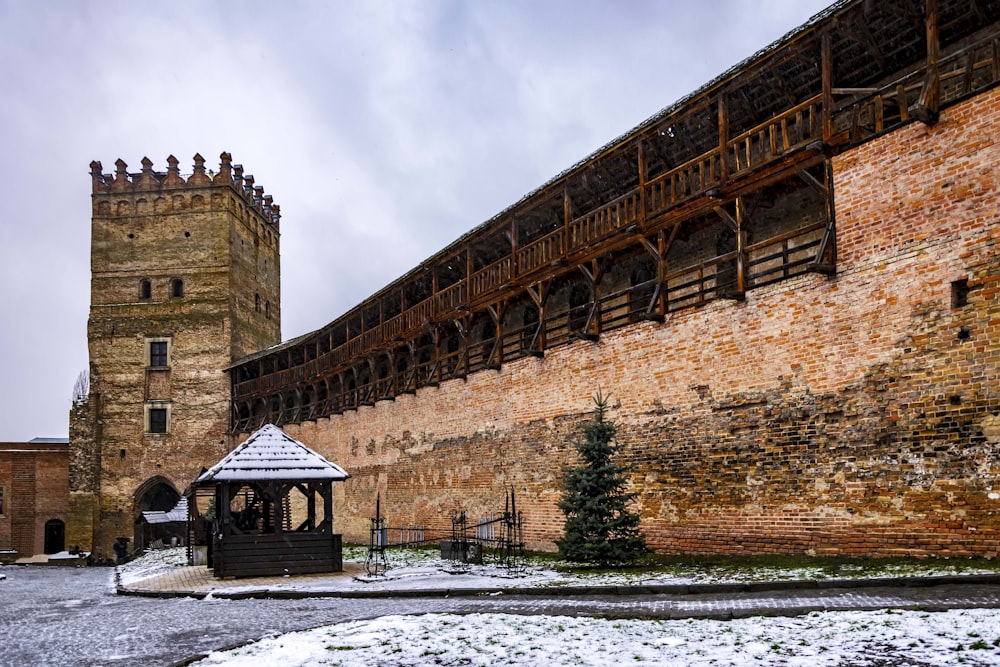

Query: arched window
[170,278,184,298]
[139,279,152,300]
[265,301,270,319]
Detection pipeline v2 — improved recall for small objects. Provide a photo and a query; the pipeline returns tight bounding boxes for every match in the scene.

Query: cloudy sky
[0,0,833,441]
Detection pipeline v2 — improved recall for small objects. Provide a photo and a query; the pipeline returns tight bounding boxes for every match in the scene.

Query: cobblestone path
[2,567,999,667]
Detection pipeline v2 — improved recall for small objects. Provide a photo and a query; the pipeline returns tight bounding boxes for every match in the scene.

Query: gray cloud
[0,0,831,440]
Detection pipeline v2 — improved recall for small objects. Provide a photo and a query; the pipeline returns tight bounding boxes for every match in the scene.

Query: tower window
[255,293,261,313]
[150,341,168,367]
[145,402,171,434]
[139,279,152,300]
[145,336,171,368]
[148,408,168,433]
[265,301,271,320]
[170,278,184,298]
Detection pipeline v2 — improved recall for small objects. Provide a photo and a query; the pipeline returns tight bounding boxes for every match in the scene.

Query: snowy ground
[119,544,1000,593]
[193,609,1000,666]
[111,547,1000,666]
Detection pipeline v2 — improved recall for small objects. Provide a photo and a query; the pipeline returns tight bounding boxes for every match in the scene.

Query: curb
[118,573,1000,601]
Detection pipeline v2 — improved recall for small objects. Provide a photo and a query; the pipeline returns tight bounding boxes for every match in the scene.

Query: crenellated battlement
[89,152,280,227]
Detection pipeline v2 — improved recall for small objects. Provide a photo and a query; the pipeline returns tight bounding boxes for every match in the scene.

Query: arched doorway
[44,519,65,554]
[134,477,180,551]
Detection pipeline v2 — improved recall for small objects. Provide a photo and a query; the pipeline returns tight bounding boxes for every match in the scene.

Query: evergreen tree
[557,391,647,565]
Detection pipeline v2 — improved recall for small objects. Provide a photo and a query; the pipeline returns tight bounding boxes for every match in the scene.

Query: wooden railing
[645,148,721,217]
[517,229,565,274]
[471,256,513,300]
[568,190,641,250]
[233,33,1000,426]
[727,96,822,177]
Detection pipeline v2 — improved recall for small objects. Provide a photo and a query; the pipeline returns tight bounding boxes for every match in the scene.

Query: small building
[194,424,349,578]
[138,496,188,550]
[0,438,69,560]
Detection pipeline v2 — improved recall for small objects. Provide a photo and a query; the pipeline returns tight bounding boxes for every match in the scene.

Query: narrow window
[149,341,168,367]
[170,278,184,298]
[0,485,5,516]
[139,279,152,300]
[255,293,261,313]
[952,279,970,308]
[148,408,168,433]
[265,301,271,320]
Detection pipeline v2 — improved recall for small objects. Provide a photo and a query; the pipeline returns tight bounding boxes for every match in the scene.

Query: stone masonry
[282,87,1000,557]
[70,153,281,560]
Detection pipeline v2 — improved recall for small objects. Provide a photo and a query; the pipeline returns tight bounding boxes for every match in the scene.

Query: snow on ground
[119,544,1000,592]
[111,548,1000,666]
[193,609,1000,666]
[117,544,189,586]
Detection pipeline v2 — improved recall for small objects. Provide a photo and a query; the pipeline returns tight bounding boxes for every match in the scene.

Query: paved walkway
[4,565,1000,667]
[120,564,1000,618]
[118,561,367,595]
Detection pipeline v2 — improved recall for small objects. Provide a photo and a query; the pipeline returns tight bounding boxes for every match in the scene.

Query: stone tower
[69,153,281,560]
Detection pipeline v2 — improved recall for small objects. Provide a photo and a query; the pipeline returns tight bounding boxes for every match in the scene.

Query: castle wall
[283,86,1000,556]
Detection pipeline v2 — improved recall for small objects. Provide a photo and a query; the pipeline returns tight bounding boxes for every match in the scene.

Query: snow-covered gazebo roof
[196,424,350,483]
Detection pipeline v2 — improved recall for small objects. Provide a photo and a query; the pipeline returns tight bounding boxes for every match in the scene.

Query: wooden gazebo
[195,424,350,578]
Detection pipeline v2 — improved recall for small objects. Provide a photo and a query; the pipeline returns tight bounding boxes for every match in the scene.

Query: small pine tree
[557,391,647,565]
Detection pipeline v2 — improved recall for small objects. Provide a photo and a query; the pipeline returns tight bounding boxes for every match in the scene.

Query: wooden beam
[718,95,729,188]
[735,196,748,297]
[810,159,838,274]
[526,282,548,355]
[911,0,940,125]
[714,205,739,233]
[821,30,833,142]
[797,168,826,195]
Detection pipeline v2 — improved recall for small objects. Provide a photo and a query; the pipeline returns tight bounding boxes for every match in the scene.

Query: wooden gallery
[56,0,1000,564]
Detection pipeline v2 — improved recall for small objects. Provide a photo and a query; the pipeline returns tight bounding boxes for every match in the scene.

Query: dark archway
[134,477,180,551]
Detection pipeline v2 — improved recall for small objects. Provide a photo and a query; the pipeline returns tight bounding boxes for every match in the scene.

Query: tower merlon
[88,152,280,226]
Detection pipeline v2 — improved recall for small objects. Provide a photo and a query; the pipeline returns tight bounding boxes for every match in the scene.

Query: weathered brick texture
[72,155,281,560]
[283,87,1000,557]
[0,443,69,556]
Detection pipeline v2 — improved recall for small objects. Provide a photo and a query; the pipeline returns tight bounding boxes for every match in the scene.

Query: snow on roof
[196,424,350,483]
[141,496,188,525]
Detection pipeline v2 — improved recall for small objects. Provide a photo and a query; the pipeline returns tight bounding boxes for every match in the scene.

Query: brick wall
[75,157,282,560]
[0,444,69,556]
[282,86,1000,557]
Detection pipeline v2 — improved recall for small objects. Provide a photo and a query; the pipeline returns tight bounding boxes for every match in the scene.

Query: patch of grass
[343,542,999,583]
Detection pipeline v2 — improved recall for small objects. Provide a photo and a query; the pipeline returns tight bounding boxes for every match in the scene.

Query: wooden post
[637,141,648,227]
[821,30,833,142]
[323,482,333,533]
[718,95,729,187]
[735,196,748,296]
[563,187,572,248]
[306,484,316,531]
[511,216,519,278]
[913,0,940,124]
